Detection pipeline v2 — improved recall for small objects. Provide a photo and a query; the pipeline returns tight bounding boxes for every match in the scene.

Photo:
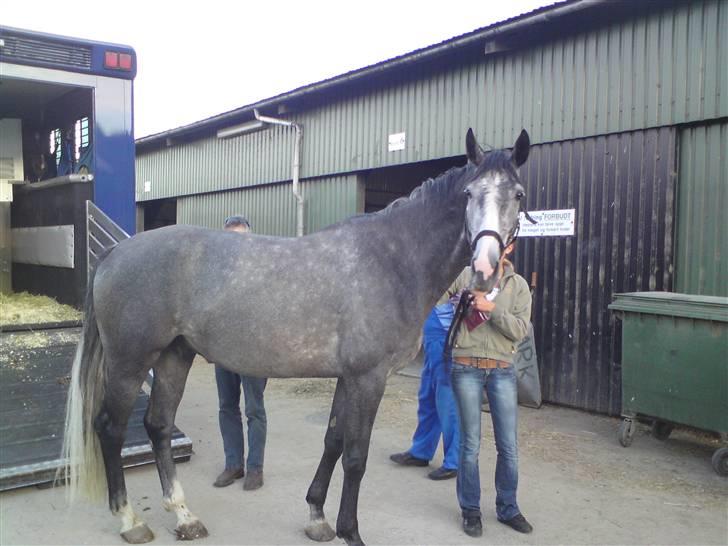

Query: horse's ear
[511,129,530,167]
[466,128,485,165]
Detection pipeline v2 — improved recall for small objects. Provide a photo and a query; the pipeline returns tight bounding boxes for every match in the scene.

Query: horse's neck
[377,192,470,312]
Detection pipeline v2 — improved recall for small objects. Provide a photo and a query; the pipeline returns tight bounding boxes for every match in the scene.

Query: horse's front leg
[305,379,345,542]
[335,371,387,546]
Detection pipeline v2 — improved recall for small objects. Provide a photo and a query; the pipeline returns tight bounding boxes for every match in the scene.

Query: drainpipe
[253,109,304,237]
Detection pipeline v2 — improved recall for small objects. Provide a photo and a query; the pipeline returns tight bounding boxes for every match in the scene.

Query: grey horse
[61,128,531,545]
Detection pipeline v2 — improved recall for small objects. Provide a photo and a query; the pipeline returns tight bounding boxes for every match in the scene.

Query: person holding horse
[447,242,533,537]
[389,295,460,480]
[213,215,268,491]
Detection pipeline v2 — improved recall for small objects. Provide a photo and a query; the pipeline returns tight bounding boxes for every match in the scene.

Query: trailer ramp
[0,203,193,491]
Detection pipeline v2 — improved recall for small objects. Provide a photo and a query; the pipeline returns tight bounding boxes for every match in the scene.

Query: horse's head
[463,128,531,293]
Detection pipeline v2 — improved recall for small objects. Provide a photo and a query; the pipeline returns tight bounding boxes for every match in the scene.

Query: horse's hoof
[121,523,155,544]
[305,520,336,542]
[175,519,209,541]
[337,530,365,546]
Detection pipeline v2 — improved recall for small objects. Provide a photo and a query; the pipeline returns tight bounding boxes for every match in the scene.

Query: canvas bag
[512,322,542,408]
[483,321,542,410]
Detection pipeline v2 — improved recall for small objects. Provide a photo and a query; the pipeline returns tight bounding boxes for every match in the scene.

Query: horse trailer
[0,26,192,491]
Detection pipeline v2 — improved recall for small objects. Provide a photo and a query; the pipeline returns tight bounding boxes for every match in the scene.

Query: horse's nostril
[488,245,500,269]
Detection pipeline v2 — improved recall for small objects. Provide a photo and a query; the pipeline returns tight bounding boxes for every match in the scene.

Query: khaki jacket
[446,263,532,362]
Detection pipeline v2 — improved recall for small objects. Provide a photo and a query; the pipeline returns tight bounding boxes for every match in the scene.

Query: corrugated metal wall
[176,174,362,236]
[137,0,726,202]
[675,120,727,297]
[137,124,296,202]
[514,127,677,414]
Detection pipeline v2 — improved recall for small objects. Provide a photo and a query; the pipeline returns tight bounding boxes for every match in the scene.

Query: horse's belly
[195,329,343,379]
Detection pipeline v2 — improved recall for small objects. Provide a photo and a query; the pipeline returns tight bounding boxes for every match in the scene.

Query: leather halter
[468,209,536,257]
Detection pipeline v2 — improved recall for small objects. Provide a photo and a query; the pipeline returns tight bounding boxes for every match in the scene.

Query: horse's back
[91,222,421,377]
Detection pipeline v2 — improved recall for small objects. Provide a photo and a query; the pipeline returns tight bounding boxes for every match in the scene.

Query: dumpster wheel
[711,447,728,476]
[618,418,635,447]
[652,420,674,441]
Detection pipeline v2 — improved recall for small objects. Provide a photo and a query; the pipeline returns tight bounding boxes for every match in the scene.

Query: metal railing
[86,199,129,281]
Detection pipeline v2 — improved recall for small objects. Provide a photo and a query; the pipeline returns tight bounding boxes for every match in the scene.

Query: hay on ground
[0,292,82,326]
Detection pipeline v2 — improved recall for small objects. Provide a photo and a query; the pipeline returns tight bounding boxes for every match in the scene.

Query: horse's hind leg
[95,361,155,544]
[144,339,208,540]
[305,379,345,542]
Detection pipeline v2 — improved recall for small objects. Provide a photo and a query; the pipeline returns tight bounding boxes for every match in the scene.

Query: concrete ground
[1,359,726,545]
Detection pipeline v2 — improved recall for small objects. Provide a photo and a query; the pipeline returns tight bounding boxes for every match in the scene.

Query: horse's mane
[325,148,515,230]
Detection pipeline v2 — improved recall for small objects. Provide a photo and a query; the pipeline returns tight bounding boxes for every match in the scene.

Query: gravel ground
[1,358,726,545]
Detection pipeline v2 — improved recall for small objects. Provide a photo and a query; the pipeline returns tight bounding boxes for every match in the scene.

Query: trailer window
[49,128,62,167]
[74,117,90,160]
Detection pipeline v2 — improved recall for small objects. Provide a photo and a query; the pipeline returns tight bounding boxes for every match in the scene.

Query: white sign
[388,132,406,152]
[144,180,151,192]
[518,209,575,237]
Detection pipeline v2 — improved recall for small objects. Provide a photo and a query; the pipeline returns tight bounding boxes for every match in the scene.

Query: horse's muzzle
[471,237,501,291]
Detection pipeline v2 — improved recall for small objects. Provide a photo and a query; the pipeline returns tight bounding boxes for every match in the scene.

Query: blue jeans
[451,362,520,521]
[214,365,267,471]
[409,311,460,470]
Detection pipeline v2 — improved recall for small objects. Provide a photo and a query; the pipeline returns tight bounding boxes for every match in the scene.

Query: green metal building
[136,0,727,413]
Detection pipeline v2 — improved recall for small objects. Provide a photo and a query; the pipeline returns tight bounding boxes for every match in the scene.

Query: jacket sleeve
[445,268,469,298]
[488,275,531,342]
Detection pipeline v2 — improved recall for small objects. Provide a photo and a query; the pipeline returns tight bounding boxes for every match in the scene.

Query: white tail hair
[58,283,108,503]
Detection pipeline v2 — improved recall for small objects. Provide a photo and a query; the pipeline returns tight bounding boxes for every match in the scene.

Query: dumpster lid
[609,292,728,322]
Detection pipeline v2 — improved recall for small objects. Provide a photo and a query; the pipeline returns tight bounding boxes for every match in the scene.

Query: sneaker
[427,467,457,480]
[462,516,483,537]
[498,513,533,534]
[243,468,264,491]
[389,451,429,467]
[213,467,244,487]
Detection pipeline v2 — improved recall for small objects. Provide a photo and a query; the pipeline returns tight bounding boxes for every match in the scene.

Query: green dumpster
[609,292,728,476]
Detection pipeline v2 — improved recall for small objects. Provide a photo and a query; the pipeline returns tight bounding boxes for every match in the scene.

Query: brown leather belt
[454,356,511,369]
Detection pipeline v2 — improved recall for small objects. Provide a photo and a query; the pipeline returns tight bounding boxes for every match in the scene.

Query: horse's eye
[515,191,524,201]
[464,188,472,198]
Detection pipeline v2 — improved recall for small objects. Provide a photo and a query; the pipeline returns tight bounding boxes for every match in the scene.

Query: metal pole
[0,202,11,294]
[253,109,304,237]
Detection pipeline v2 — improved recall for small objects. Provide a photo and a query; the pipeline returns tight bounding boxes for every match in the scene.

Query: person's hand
[470,290,496,313]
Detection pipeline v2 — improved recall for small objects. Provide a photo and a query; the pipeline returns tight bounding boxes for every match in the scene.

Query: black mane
[341,162,475,227]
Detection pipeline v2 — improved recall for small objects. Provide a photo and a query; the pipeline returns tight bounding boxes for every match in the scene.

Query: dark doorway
[364,156,466,213]
[143,199,177,231]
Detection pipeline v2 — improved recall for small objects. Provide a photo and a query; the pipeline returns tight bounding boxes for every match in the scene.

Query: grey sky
[4,0,555,138]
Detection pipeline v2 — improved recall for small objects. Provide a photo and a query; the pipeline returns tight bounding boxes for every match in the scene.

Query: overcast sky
[4,0,555,138]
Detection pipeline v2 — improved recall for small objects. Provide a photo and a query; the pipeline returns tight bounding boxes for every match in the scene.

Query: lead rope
[444,290,473,362]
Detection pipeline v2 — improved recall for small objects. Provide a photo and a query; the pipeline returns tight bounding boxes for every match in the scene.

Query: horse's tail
[58,255,109,503]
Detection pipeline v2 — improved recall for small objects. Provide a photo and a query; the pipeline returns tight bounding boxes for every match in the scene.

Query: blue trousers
[408,311,460,470]
[214,365,267,471]
[451,362,520,520]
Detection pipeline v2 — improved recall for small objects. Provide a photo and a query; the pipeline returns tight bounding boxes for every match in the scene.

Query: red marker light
[119,53,132,70]
[104,51,119,68]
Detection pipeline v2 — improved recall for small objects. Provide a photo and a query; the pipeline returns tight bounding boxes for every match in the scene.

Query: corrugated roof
[137,0,675,149]
[136,0,586,147]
